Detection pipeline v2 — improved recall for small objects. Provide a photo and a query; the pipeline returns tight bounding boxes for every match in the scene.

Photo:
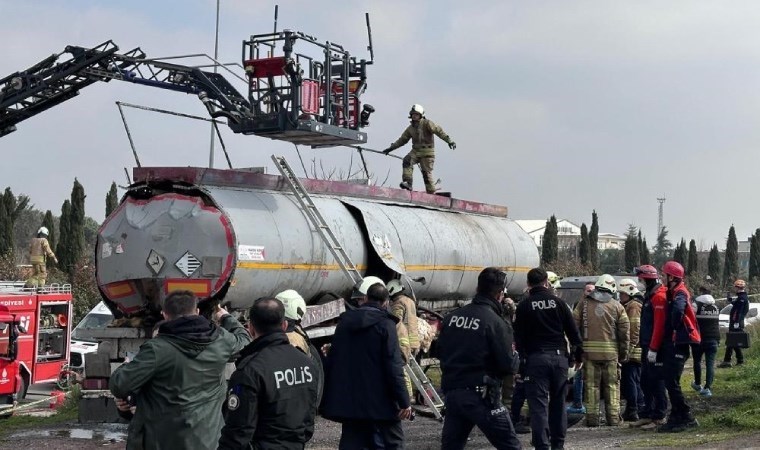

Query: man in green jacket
[110,291,251,450]
[383,104,456,194]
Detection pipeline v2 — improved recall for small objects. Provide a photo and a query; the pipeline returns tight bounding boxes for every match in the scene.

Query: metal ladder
[405,358,445,421]
[271,155,363,285]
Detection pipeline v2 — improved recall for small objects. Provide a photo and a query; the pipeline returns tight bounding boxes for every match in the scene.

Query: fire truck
[0,284,73,410]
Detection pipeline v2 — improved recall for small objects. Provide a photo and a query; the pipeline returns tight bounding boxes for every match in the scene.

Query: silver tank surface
[96,167,539,316]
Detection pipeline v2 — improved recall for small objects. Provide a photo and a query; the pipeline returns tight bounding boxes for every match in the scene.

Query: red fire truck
[0,283,73,409]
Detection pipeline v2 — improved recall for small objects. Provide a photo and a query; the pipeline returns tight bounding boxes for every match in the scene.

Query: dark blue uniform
[723,291,749,365]
[514,286,582,450]
[437,294,521,450]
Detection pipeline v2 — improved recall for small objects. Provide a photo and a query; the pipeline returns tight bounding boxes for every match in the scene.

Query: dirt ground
[2,417,760,450]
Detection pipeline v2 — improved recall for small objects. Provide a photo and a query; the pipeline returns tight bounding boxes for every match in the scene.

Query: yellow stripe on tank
[237,261,532,273]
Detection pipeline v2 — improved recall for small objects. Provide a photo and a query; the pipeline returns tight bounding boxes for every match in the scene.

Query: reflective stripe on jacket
[573,295,630,362]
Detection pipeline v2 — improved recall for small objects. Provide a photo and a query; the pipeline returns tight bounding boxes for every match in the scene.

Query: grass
[0,386,80,439]
[628,323,760,447]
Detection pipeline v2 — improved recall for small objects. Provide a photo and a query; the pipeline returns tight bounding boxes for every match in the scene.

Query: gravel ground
[3,416,759,450]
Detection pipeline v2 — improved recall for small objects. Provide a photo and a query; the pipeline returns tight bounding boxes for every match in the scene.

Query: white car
[69,302,114,373]
[718,302,760,329]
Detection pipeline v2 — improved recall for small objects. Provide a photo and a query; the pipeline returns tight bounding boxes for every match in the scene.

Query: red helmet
[634,265,658,280]
[662,261,685,279]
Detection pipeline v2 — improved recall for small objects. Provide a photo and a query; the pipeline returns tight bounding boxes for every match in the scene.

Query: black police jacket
[437,294,516,392]
[514,286,582,359]
[322,304,410,422]
[218,332,319,450]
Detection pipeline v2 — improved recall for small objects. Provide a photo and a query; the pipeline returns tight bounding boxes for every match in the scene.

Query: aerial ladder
[0,18,376,147]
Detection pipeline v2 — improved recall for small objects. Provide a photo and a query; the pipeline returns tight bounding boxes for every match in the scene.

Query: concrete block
[78,396,124,423]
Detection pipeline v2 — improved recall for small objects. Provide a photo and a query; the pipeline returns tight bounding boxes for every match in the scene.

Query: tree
[723,225,739,286]
[652,227,672,267]
[541,215,559,266]
[749,229,760,282]
[673,238,687,265]
[639,234,651,265]
[57,200,72,273]
[42,210,57,269]
[589,211,599,271]
[105,182,118,218]
[708,244,721,285]
[69,179,87,272]
[579,223,589,266]
[687,239,698,275]
[0,197,10,256]
[623,225,639,272]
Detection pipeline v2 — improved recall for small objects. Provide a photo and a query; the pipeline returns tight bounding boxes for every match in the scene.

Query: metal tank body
[96,167,539,316]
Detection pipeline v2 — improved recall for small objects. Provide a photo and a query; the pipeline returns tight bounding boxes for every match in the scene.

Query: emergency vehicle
[0,284,73,405]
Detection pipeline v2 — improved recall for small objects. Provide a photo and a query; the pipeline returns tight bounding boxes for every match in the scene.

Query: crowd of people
[106,260,751,450]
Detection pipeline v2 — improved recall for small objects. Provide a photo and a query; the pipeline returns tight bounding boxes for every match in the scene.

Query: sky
[1,0,759,249]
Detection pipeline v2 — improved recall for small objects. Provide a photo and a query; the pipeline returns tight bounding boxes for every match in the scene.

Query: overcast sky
[1,0,758,249]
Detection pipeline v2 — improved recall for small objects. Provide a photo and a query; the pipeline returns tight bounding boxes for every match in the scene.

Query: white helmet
[547,271,562,289]
[595,274,617,295]
[37,227,49,236]
[351,276,386,299]
[409,104,425,118]
[618,278,640,297]
[275,289,307,322]
[387,279,404,296]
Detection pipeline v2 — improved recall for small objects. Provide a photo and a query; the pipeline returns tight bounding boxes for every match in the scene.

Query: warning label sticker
[238,245,265,261]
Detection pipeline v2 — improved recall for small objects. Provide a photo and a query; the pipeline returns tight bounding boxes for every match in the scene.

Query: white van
[69,302,114,375]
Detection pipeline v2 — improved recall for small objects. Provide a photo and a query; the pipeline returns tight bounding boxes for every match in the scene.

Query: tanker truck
[76,164,539,357]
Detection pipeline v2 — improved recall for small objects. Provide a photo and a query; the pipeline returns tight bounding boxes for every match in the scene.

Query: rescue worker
[547,271,562,294]
[25,227,57,288]
[618,278,644,422]
[719,279,749,368]
[649,261,700,432]
[275,289,324,403]
[436,267,521,450]
[514,268,583,450]
[691,287,719,397]
[630,265,668,430]
[387,279,421,356]
[382,104,456,194]
[218,297,319,449]
[322,278,412,449]
[567,282,594,415]
[110,291,251,450]
[573,274,630,427]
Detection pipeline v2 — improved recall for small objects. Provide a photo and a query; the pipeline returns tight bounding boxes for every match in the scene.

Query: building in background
[515,220,625,251]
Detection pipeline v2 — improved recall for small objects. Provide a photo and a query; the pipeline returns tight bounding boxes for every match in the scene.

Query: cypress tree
[0,197,10,256]
[105,182,118,218]
[42,210,57,269]
[749,229,760,282]
[687,239,698,275]
[69,179,86,270]
[708,244,721,285]
[589,211,599,271]
[57,200,72,274]
[653,227,672,267]
[541,215,559,266]
[579,223,590,266]
[640,236,651,265]
[723,225,739,286]
[624,225,639,272]
[673,239,687,265]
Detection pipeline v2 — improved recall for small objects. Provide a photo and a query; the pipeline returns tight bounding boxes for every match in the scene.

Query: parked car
[718,303,760,329]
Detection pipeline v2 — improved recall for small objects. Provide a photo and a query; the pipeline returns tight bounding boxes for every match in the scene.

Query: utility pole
[657,196,666,236]
[208,0,221,168]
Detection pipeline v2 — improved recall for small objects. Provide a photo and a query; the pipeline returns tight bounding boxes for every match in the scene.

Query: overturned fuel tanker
[96,165,539,319]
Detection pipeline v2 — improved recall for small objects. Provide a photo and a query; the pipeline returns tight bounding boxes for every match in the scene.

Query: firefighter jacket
[514,286,583,360]
[29,237,55,264]
[573,291,630,362]
[218,332,319,450]
[660,283,700,346]
[110,314,251,450]
[285,321,324,405]
[694,294,720,343]
[729,291,750,330]
[622,297,643,363]
[322,304,410,422]
[640,283,667,348]
[386,118,453,157]
[437,294,517,391]
[396,319,411,363]
[391,293,420,353]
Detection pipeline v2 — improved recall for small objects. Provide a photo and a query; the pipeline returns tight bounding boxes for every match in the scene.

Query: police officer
[514,268,583,450]
[219,297,319,449]
[382,104,456,193]
[631,265,668,430]
[437,267,521,450]
[573,274,630,427]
